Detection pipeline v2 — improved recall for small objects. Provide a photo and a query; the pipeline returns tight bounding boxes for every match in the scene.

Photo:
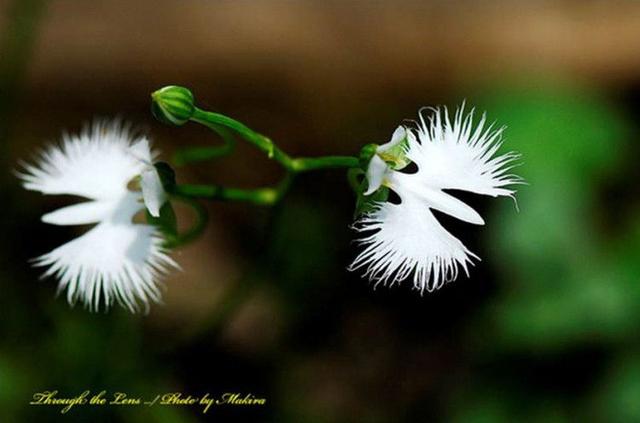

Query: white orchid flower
[351,105,522,293]
[19,120,178,312]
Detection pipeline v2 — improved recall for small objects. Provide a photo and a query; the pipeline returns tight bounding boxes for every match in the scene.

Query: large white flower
[350,105,522,293]
[19,120,178,312]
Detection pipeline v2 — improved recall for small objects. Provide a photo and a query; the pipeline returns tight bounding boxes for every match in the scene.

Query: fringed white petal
[34,193,177,312]
[18,119,177,312]
[350,194,477,293]
[351,105,521,291]
[409,105,523,198]
[19,120,147,200]
[129,138,155,164]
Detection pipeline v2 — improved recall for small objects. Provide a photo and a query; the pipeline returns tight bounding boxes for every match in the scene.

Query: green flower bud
[151,85,195,126]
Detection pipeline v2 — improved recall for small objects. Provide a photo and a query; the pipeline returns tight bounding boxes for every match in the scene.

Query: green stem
[173,184,278,206]
[191,107,359,172]
[172,122,235,166]
[166,101,360,247]
[291,156,360,172]
[166,195,208,248]
[192,107,291,165]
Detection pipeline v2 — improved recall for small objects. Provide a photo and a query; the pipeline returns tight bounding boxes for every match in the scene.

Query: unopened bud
[151,85,195,126]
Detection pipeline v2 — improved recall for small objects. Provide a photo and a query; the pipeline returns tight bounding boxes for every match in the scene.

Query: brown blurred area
[23,1,640,91]
[10,0,640,178]
[22,1,640,86]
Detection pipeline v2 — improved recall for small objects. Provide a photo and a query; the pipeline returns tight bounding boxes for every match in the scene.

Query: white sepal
[378,125,406,153]
[130,138,167,217]
[364,155,388,196]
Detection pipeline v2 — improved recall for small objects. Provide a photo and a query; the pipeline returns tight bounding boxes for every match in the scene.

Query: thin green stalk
[152,86,362,243]
[165,195,208,248]
[191,107,291,165]
[291,155,359,172]
[173,184,278,206]
[191,107,359,172]
[175,108,359,207]
[173,122,236,166]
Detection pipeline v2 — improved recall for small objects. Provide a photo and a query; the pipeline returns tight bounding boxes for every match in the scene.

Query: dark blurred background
[2,1,640,422]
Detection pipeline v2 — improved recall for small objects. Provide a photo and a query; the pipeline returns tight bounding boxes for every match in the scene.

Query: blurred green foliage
[450,82,640,422]
[486,83,635,349]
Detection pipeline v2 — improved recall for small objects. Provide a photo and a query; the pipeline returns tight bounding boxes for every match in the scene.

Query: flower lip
[389,172,486,225]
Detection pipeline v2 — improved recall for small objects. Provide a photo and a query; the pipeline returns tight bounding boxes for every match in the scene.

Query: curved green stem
[347,167,364,192]
[173,122,236,166]
[158,91,360,246]
[191,107,359,172]
[166,195,208,248]
[173,184,278,206]
[192,107,287,163]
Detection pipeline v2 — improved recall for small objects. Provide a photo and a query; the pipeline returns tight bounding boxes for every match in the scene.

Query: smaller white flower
[351,105,522,293]
[19,120,177,312]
